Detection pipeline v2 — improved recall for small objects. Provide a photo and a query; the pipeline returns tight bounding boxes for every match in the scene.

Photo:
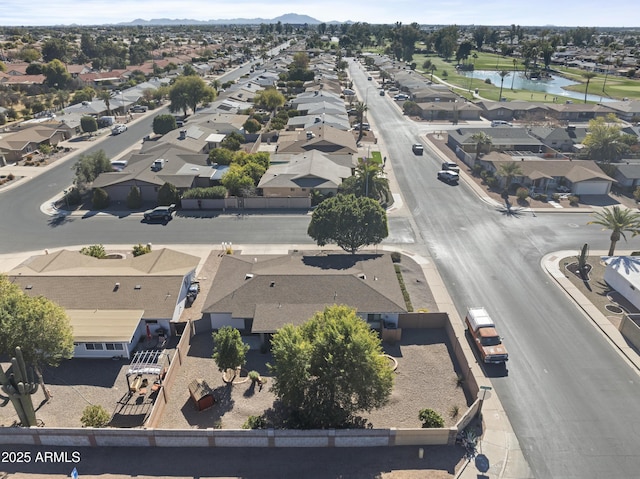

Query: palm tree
[429,64,437,83]
[511,59,517,90]
[97,89,112,116]
[498,70,510,101]
[355,158,389,202]
[581,71,597,103]
[355,101,368,143]
[588,206,640,256]
[470,132,493,160]
[497,161,523,190]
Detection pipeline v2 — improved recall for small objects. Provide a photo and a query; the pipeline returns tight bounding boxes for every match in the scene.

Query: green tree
[73,150,112,190]
[79,244,106,258]
[470,132,493,160]
[41,38,69,62]
[54,89,70,109]
[97,89,112,116]
[307,194,388,254]
[221,163,255,196]
[92,187,110,209]
[497,161,523,189]
[212,326,249,382]
[269,305,393,428]
[208,147,235,165]
[588,206,640,256]
[43,59,71,89]
[169,75,216,115]
[157,182,179,206]
[71,87,96,105]
[581,71,597,103]
[354,101,368,143]
[152,114,177,135]
[253,88,286,112]
[243,118,262,134]
[80,404,110,427]
[126,185,142,209]
[0,276,74,401]
[340,159,390,203]
[583,116,630,164]
[498,70,510,101]
[18,47,40,62]
[80,116,98,136]
[221,132,245,151]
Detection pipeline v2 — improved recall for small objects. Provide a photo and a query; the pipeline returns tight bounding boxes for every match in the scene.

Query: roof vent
[134,285,141,290]
[25,285,33,290]
[358,273,366,280]
[270,281,275,287]
[245,273,254,280]
[114,282,120,291]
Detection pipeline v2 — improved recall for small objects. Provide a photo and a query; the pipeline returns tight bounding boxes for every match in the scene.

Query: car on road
[379,89,385,96]
[441,161,460,172]
[394,93,410,101]
[352,123,371,131]
[412,144,424,155]
[367,76,372,81]
[111,124,127,135]
[143,204,176,222]
[437,170,459,184]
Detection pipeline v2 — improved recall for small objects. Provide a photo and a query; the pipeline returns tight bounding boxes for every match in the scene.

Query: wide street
[2,56,640,478]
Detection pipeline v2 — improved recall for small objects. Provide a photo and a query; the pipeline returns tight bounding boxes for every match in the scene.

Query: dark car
[143,204,176,222]
[186,281,200,305]
[412,144,424,155]
[437,170,459,184]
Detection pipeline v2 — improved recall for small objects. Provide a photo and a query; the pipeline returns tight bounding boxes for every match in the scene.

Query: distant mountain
[119,13,323,26]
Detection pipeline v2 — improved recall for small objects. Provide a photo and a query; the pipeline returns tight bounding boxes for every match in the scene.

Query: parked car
[394,93,410,101]
[491,120,512,127]
[412,144,424,155]
[352,123,371,131]
[111,124,127,135]
[186,281,200,305]
[143,204,176,222]
[441,161,460,172]
[130,105,148,113]
[437,170,459,184]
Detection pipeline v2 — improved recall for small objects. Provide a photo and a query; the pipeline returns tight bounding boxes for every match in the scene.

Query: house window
[105,343,123,350]
[85,343,104,350]
[367,313,382,322]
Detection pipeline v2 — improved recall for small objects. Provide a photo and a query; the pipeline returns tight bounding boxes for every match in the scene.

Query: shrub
[391,251,402,263]
[242,415,267,429]
[516,187,529,201]
[80,405,110,428]
[418,408,445,428]
[449,405,460,418]
[534,193,548,202]
[132,243,152,257]
[248,370,260,382]
[568,195,580,206]
[67,187,82,205]
[182,186,227,199]
[80,244,106,259]
[7,173,14,181]
[485,176,498,189]
[126,186,142,209]
[552,193,561,201]
[92,187,110,209]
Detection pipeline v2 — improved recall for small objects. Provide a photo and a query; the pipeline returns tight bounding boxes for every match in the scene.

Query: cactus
[0,347,39,427]
[578,243,589,275]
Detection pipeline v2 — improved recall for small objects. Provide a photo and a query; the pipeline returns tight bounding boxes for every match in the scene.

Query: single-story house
[286,113,350,131]
[0,122,73,162]
[258,150,352,197]
[92,144,212,202]
[476,101,549,122]
[201,252,407,341]
[447,127,545,155]
[603,256,640,311]
[276,124,358,155]
[528,125,589,152]
[8,248,200,358]
[545,103,615,122]
[604,101,640,122]
[481,152,614,195]
[609,160,640,191]
[417,101,482,122]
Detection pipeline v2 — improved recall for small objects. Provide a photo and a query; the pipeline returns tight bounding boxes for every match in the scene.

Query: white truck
[465,307,509,364]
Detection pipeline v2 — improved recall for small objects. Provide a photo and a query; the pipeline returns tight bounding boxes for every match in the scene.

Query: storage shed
[188,379,215,411]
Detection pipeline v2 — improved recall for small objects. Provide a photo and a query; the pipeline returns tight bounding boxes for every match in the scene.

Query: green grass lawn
[370,151,383,164]
[413,52,640,103]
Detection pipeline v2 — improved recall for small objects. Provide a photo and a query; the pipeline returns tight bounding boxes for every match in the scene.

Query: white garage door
[574,181,610,195]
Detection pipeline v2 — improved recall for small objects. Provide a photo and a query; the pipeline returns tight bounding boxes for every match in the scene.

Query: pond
[459,70,614,103]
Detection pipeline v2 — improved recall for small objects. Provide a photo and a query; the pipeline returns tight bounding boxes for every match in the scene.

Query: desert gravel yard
[157,328,468,430]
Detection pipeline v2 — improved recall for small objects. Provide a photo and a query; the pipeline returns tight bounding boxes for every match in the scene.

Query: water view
[459,70,614,103]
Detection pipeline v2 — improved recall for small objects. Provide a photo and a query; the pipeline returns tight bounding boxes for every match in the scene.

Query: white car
[352,123,371,131]
[112,124,127,135]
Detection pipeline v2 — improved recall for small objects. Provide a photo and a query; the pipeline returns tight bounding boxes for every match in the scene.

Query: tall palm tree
[498,70,510,101]
[355,158,389,202]
[97,89,112,116]
[355,101,368,143]
[511,59,517,90]
[497,161,523,190]
[429,64,437,83]
[581,71,597,103]
[470,132,493,160]
[588,206,640,256]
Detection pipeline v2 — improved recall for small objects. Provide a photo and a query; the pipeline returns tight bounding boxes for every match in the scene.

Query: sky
[1,0,638,27]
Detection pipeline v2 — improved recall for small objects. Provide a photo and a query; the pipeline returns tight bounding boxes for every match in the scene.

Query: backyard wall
[0,313,480,448]
[619,313,640,351]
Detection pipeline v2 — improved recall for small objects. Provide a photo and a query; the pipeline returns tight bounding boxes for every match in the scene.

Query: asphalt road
[350,60,640,478]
